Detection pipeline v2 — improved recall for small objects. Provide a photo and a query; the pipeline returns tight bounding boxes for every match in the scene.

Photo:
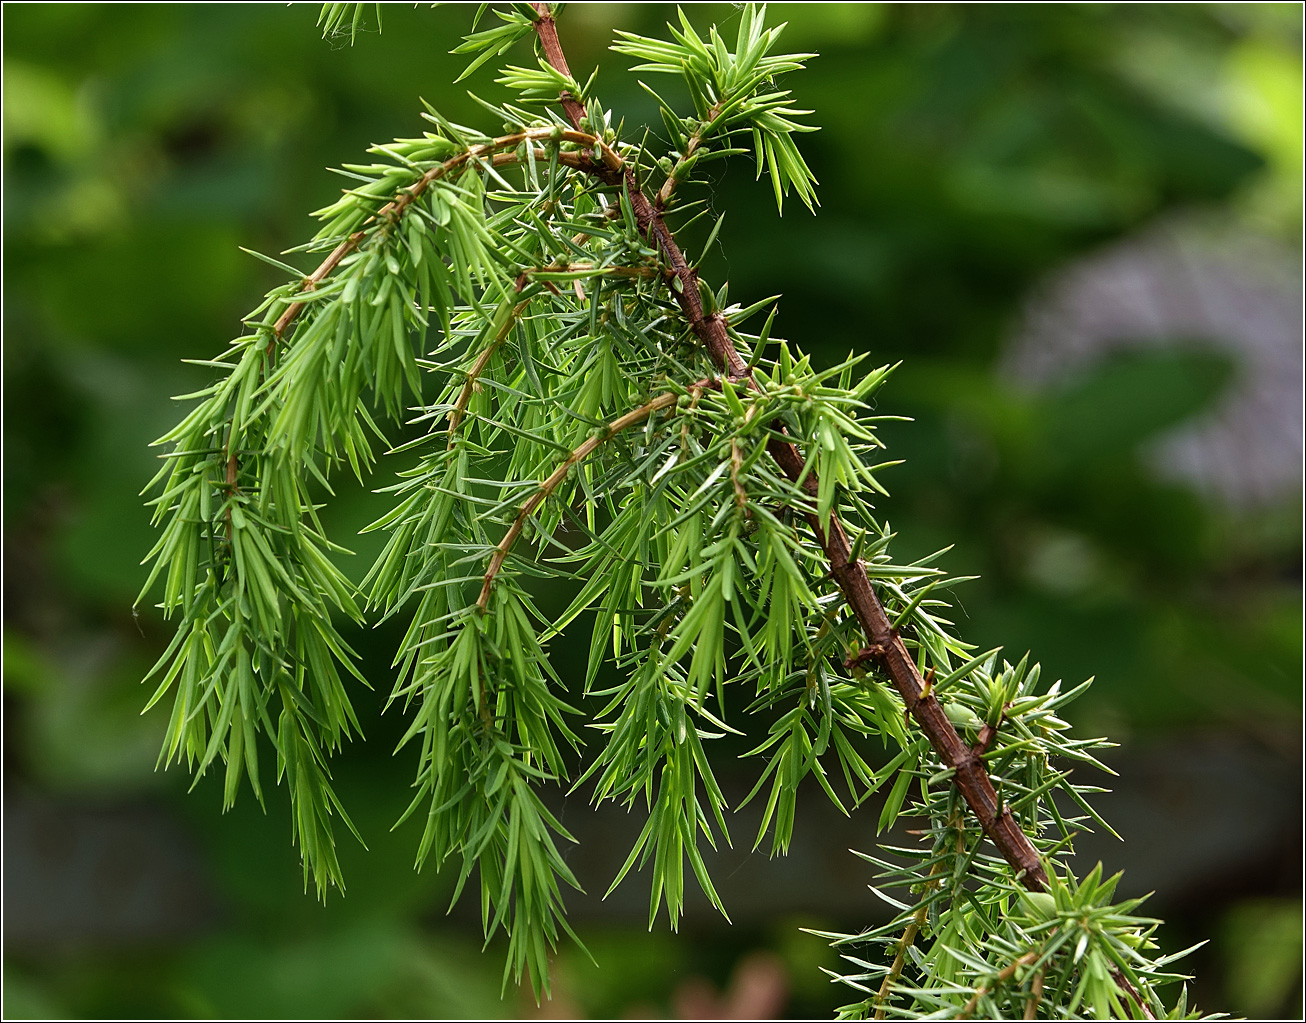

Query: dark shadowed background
[4,4,1301,1019]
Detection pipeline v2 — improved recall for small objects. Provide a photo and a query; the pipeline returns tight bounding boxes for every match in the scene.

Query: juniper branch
[529,0,1047,891]
[140,5,1213,1010]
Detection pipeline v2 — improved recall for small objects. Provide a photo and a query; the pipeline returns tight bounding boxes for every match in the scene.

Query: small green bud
[943,701,983,736]
[1024,892,1057,920]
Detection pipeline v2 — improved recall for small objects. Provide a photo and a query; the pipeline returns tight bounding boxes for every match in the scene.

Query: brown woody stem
[531,3,587,129]
[447,297,532,443]
[874,825,957,1018]
[655,102,720,211]
[476,385,711,610]
[1024,967,1044,1020]
[531,3,1049,891]
[1114,969,1158,1020]
[959,950,1041,1020]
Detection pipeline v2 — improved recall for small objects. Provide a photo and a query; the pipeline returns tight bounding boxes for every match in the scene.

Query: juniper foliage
[139,4,1214,1015]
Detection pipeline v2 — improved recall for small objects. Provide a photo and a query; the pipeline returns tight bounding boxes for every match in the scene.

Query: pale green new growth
[138,3,1214,1013]
[611,4,819,212]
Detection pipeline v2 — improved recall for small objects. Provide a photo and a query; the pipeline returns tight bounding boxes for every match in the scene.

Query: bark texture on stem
[529,1,1049,892]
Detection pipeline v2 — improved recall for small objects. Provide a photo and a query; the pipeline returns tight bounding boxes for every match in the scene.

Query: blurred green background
[4,4,1301,1019]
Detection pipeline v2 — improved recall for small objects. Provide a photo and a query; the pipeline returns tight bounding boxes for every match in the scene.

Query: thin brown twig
[530,3,587,129]
[959,950,1041,1020]
[1113,968,1157,1021]
[476,386,705,610]
[522,262,659,281]
[874,908,925,1019]
[530,2,1049,891]
[447,298,532,442]
[875,811,965,1018]
[874,860,948,1018]
[1024,966,1044,1020]
[655,100,722,211]
[729,439,749,510]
